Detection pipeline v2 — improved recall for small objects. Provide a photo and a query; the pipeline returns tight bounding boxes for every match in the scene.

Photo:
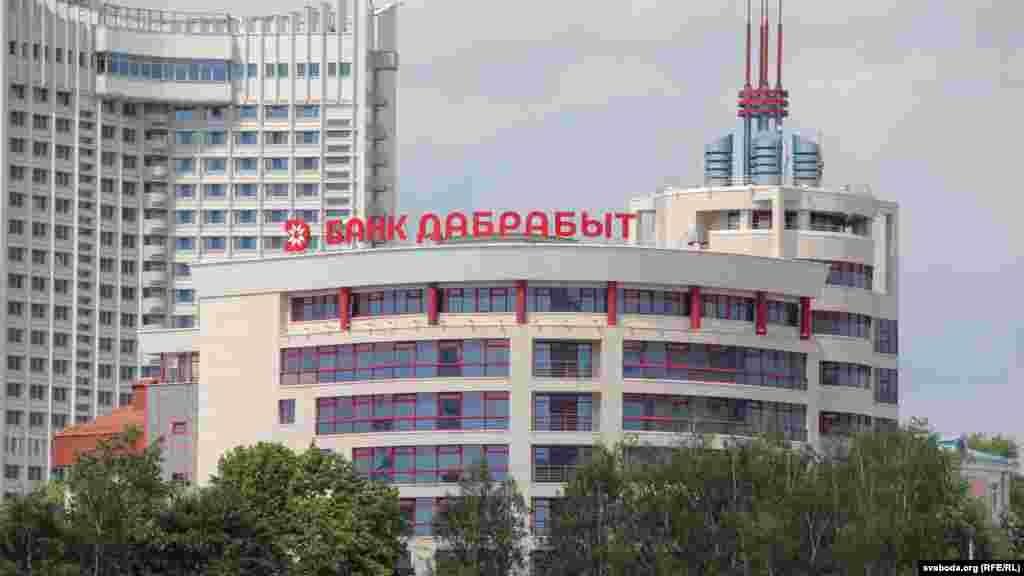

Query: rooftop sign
[284,210,638,253]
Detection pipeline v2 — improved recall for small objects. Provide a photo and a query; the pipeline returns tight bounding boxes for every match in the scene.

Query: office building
[1,0,399,494]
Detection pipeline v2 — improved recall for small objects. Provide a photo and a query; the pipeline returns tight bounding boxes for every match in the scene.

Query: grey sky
[134,0,1023,440]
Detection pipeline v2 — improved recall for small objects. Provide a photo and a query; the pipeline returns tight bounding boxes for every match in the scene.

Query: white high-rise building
[1,0,399,494]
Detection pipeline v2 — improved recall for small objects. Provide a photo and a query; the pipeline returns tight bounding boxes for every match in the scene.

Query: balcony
[533,465,581,484]
[142,244,165,260]
[144,190,168,209]
[373,50,399,71]
[142,297,165,314]
[146,165,169,180]
[142,270,166,287]
[623,418,808,442]
[143,218,167,235]
[533,362,595,379]
[533,414,597,432]
[145,137,168,150]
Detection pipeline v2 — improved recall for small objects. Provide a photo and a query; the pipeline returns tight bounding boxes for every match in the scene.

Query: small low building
[52,379,198,483]
[939,436,1016,523]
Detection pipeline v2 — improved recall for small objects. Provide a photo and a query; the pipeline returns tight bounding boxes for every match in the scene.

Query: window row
[7,42,92,69]
[623,394,807,441]
[876,368,898,404]
[876,319,898,355]
[97,55,352,84]
[173,157,322,175]
[530,287,608,314]
[819,412,874,436]
[812,311,872,339]
[353,445,509,484]
[175,185,334,201]
[823,261,874,290]
[175,130,323,146]
[280,340,511,385]
[287,287,806,325]
[315,392,510,435]
[623,341,807,390]
[820,361,872,389]
[621,289,687,316]
[4,304,138,328]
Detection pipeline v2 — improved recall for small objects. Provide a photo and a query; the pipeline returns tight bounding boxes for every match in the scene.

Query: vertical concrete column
[427,284,439,325]
[772,193,785,257]
[338,287,351,331]
[508,328,533,498]
[606,281,618,327]
[755,292,767,335]
[798,209,810,230]
[804,348,822,447]
[690,287,702,330]
[872,214,888,295]
[600,326,624,448]
[515,281,527,325]
[799,297,811,340]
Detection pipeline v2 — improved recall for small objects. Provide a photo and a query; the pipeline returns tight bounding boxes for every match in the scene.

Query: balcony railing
[533,465,583,484]
[533,414,596,432]
[533,363,595,379]
[623,417,808,442]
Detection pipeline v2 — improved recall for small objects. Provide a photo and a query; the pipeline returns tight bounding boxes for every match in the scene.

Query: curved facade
[136,227,899,572]
[1,0,398,494]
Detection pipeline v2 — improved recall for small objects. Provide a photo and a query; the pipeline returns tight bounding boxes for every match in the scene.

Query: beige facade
[140,214,900,571]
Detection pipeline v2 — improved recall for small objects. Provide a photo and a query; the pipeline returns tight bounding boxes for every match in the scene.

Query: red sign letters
[282,210,638,252]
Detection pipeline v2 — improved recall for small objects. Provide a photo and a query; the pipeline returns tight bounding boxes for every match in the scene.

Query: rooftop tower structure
[705,0,823,187]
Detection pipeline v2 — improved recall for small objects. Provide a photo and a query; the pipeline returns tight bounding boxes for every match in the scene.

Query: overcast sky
[136,0,1022,440]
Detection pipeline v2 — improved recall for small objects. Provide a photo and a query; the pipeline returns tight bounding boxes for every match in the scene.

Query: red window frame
[488,287,510,312]
[622,394,691,431]
[170,421,187,435]
[355,445,509,484]
[752,210,772,229]
[622,341,803,388]
[290,294,339,322]
[443,288,467,313]
[316,392,511,434]
[402,498,440,536]
[701,294,754,321]
[281,339,512,384]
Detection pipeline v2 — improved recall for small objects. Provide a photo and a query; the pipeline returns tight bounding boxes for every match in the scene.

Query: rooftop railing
[98,3,355,35]
[660,177,874,197]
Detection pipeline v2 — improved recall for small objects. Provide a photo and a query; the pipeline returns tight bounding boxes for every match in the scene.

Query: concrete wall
[146,382,198,482]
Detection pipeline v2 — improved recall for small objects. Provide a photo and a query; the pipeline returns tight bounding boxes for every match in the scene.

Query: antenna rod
[761,0,770,86]
[776,0,783,89]
[745,0,751,87]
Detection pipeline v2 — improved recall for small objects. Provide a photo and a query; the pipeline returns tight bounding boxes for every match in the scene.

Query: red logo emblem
[284,219,311,253]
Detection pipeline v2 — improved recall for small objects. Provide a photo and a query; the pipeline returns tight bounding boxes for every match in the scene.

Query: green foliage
[431,460,529,576]
[0,487,80,575]
[967,433,1020,459]
[211,441,406,576]
[0,434,404,576]
[63,426,170,575]
[539,428,1016,576]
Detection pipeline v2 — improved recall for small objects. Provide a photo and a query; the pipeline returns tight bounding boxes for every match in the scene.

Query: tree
[540,445,635,576]
[0,485,79,576]
[211,442,406,576]
[966,433,1020,460]
[63,426,170,576]
[130,485,280,576]
[431,460,529,576]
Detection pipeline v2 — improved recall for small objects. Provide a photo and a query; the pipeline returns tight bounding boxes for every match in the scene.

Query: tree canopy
[0,434,406,576]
